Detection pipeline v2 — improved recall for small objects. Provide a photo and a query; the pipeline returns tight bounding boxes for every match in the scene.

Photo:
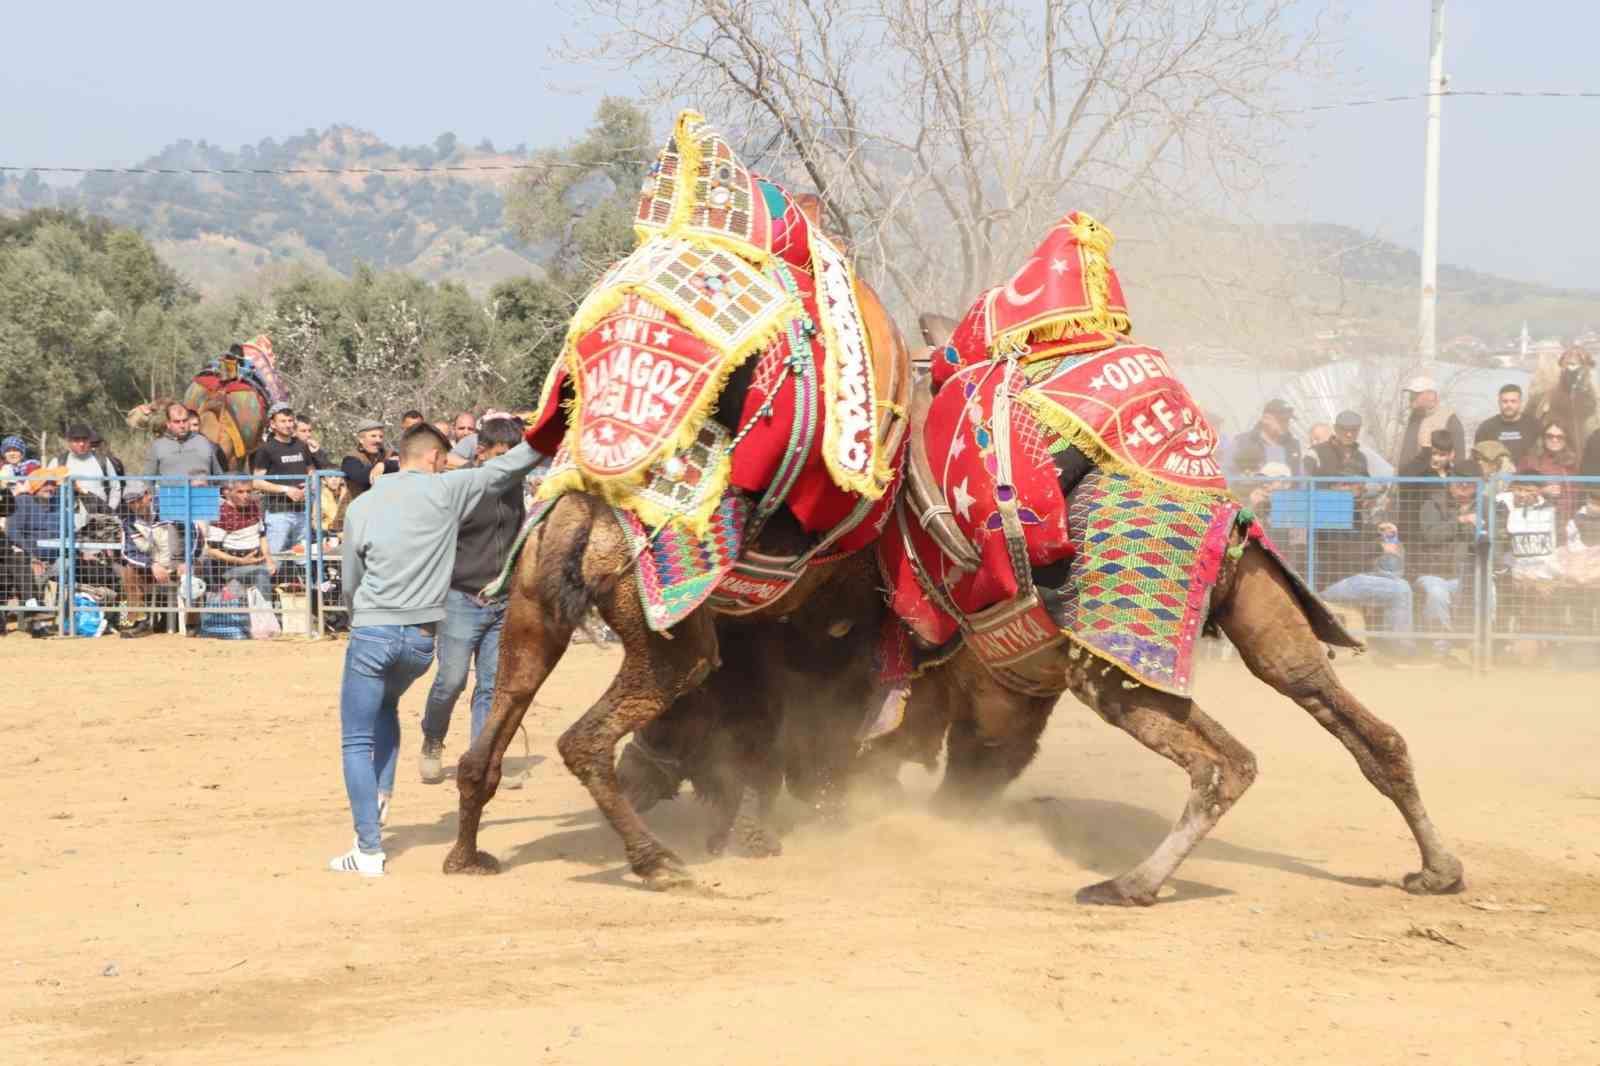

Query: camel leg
[558,603,718,888]
[1219,546,1463,894]
[1067,655,1259,906]
[933,654,1056,812]
[445,521,578,874]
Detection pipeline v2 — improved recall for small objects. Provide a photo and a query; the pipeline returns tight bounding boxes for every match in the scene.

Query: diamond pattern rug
[1058,469,1238,693]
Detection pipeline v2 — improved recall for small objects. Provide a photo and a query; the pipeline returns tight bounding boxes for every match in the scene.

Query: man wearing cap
[1395,376,1464,471]
[252,402,335,558]
[142,401,224,482]
[1473,384,1534,465]
[54,423,121,514]
[1228,398,1303,477]
[1469,440,1516,480]
[339,421,397,498]
[1300,411,1373,587]
[330,421,544,877]
[1306,411,1370,480]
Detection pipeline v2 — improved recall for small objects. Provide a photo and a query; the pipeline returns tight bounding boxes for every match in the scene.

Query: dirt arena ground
[4,636,1598,1065]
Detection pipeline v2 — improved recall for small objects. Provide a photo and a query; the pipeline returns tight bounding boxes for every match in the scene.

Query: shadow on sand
[1006,793,1386,896]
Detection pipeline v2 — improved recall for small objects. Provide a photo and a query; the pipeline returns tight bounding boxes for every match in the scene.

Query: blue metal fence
[13,469,1598,662]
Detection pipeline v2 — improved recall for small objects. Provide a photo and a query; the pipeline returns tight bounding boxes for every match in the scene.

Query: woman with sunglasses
[1517,422,1581,536]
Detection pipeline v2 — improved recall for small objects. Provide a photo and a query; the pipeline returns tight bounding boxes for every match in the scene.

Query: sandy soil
[3,636,1598,1065]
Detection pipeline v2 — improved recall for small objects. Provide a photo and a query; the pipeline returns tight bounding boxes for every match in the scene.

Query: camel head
[918,312,958,348]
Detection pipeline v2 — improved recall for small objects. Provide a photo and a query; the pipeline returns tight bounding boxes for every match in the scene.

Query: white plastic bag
[246,586,281,639]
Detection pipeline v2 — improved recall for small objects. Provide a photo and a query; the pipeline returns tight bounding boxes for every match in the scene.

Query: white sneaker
[328,847,386,877]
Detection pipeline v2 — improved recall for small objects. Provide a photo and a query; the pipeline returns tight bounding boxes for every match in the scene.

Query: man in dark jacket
[1227,397,1303,476]
[1412,468,1482,645]
[417,417,529,784]
[1304,410,1371,587]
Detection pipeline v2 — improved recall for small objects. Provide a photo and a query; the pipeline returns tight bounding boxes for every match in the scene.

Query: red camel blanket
[1018,345,1226,494]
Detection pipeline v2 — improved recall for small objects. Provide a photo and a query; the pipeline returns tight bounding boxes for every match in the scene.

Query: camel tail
[545,495,621,631]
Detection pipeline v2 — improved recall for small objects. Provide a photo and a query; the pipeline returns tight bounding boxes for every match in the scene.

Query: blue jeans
[264,510,307,555]
[1321,572,1416,648]
[1415,575,1460,631]
[340,625,436,852]
[420,589,506,746]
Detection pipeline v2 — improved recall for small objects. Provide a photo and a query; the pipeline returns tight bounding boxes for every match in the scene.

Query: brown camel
[890,542,1462,905]
[444,496,891,887]
[445,191,912,888]
[880,313,1466,906]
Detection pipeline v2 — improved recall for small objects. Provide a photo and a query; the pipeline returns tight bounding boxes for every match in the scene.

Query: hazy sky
[3,1,1596,288]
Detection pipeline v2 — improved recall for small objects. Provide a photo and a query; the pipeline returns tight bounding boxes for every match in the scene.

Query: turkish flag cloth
[931,211,1130,388]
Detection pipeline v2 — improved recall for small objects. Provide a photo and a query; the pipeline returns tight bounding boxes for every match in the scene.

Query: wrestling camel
[444,110,910,888]
[883,299,1464,906]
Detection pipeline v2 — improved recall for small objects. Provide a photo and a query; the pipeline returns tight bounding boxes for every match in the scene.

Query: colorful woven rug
[617,490,749,631]
[1055,470,1243,693]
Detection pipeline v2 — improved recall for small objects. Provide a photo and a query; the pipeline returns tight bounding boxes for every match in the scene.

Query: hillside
[3,127,1598,353]
[0,126,547,295]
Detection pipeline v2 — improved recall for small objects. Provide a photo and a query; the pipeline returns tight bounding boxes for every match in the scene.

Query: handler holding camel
[329,422,543,877]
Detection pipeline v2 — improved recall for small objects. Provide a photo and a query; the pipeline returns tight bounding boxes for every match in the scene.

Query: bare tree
[563,0,1331,320]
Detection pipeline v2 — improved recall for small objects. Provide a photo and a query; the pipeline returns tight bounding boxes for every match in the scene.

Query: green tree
[0,210,214,441]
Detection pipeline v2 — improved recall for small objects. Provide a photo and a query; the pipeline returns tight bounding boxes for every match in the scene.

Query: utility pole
[1418,0,1446,364]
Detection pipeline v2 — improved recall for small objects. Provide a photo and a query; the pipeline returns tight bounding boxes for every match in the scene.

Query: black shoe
[119,619,155,639]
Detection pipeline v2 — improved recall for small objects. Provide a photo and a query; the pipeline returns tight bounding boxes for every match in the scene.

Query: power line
[0,160,613,177]
[1281,88,1600,115]
[3,89,1599,179]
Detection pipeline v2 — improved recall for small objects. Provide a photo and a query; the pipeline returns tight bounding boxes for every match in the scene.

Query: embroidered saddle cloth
[524,109,909,627]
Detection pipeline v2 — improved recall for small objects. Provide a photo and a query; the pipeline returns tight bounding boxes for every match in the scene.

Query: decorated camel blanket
[522,110,904,629]
[880,210,1253,694]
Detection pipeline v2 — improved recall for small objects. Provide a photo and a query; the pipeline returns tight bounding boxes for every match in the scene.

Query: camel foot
[442,847,501,875]
[1075,878,1157,908]
[738,826,782,858]
[635,851,695,892]
[1403,856,1465,896]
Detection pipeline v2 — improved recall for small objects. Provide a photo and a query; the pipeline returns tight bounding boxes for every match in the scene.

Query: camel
[443,491,905,887]
[893,313,1465,906]
[127,341,277,470]
[444,112,911,888]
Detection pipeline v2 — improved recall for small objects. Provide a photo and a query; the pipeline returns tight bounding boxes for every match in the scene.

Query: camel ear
[918,313,959,347]
[791,193,823,228]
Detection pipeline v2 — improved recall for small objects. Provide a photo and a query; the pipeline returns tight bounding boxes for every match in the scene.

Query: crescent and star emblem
[1002,258,1045,306]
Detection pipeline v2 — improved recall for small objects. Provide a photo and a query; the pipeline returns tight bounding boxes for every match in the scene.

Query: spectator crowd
[4,347,1598,665]
[1,400,539,641]
[1217,346,1600,665]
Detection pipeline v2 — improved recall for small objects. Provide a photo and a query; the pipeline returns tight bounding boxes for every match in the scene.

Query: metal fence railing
[1229,474,1600,667]
[8,468,1597,663]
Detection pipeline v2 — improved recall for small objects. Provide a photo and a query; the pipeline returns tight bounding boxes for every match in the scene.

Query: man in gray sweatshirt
[330,421,542,877]
[142,401,224,481]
